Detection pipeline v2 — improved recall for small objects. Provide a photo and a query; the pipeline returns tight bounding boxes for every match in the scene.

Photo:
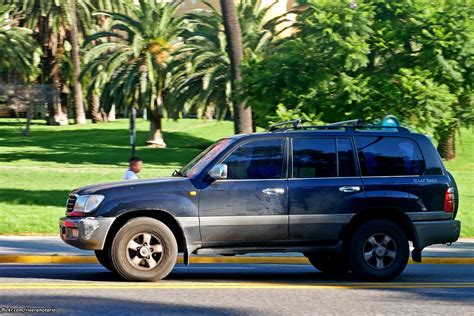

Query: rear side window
[355,137,425,176]
[222,138,284,179]
[292,138,356,178]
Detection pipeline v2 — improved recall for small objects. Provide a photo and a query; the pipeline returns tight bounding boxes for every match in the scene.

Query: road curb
[0,255,473,265]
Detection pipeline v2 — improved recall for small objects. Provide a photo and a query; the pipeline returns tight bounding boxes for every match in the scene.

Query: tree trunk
[203,103,215,121]
[220,0,253,134]
[48,66,68,125]
[39,15,68,126]
[70,0,87,124]
[146,96,166,148]
[89,94,103,123]
[107,104,116,121]
[438,127,456,160]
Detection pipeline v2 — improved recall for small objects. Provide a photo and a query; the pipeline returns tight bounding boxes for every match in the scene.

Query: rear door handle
[339,186,361,193]
[262,188,285,196]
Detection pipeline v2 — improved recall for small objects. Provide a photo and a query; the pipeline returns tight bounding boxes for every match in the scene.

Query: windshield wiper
[172,170,186,177]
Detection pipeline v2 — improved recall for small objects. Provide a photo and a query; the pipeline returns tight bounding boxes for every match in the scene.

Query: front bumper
[413,220,461,249]
[59,217,115,250]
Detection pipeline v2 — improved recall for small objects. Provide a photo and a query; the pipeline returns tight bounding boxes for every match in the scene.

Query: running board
[194,243,342,256]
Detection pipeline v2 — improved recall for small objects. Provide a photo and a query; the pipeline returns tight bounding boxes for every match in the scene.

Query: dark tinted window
[223,139,284,179]
[293,139,337,178]
[338,138,356,177]
[355,137,425,176]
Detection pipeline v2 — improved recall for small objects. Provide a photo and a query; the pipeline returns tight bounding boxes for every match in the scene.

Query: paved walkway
[0,236,472,258]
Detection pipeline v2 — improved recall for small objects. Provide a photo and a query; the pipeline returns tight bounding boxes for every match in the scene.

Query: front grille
[66,195,77,213]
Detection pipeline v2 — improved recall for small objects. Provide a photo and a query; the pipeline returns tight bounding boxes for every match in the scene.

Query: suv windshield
[178,139,234,177]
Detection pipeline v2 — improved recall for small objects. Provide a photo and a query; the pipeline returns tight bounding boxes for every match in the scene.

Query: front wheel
[349,219,409,281]
[109,217,178,282]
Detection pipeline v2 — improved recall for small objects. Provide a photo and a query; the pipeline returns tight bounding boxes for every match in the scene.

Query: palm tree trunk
[89,94,103,123]
[39,15,68,126]
[107,104,116,121]
[203,103,215,120]
[220,0,253,134]
[146,96,166,148]
[438,127,456,160]
[49,63,68,125]
[70,0,86,124]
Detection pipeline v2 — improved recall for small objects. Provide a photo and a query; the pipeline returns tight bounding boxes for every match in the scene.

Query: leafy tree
[170,0,289,122]
[245,0,473,159]
[85,0,135,123]
[0,4,41,82]
[15,0,94,125]
[83,0,187,148]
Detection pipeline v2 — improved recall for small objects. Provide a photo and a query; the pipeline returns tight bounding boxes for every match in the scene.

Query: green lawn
[0,119,472,236]
[0,118,234,234]
[444,128,474,237]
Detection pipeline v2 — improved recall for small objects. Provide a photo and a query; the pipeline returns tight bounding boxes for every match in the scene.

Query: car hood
[71,177,189,195]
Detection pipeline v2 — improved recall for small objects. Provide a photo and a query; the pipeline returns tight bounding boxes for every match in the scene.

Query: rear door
[198,137,289,245]
[354,136,448,216]
[288,137,363,242]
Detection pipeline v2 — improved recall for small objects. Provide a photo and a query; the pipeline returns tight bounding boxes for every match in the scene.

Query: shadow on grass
[0,189,70,207]
[0,126,214,167]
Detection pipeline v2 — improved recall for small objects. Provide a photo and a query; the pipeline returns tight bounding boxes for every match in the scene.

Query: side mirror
[208,164,228,180]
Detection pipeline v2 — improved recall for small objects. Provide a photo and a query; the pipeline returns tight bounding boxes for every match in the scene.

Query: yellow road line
[0,255,473,265]
[0,282,473,290]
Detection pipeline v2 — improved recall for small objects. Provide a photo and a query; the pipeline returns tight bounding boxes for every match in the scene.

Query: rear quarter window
[355,137,426,176]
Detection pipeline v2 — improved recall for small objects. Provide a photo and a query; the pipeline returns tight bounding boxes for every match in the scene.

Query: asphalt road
[0,263,473,315]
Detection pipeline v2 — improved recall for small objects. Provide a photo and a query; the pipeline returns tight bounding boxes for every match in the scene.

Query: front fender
[98,192,198,218]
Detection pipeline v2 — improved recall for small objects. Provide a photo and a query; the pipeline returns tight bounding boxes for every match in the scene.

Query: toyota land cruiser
[59,119,461,281]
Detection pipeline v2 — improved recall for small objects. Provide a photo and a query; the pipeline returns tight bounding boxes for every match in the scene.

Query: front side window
[355,137,425,176]
[222,139,284,179]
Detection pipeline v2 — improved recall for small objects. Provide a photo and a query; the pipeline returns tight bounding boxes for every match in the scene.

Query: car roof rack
[269,119,410,133]
[269,119,302,131]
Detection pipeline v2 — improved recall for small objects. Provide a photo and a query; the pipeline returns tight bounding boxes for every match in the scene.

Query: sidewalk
[0,236,473,264]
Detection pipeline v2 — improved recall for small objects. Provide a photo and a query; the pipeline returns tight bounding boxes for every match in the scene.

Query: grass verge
[0,119,472,236]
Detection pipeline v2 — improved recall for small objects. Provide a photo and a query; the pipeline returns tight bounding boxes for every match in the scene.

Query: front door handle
[339,186,361,193]
[262,188,285,196]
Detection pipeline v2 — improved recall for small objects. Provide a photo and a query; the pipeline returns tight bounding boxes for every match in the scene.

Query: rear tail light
[444,187,455,213]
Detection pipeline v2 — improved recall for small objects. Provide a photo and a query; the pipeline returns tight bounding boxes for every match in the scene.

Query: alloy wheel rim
[126,232,164,270]
[362,233,397,270]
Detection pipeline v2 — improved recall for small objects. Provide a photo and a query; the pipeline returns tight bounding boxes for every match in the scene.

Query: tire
[109,217,178,282]
[349,219,409,281]
[94,250,113,271]
[304,252,349,274]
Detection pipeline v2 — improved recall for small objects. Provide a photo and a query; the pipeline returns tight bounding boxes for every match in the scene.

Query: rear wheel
[94,250,113,271]
[109,217,178,282]
[349,219,409,281]
[304,252,349,274]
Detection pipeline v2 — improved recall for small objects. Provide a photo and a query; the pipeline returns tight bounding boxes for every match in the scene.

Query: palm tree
[0,4,41,82]
[169,8,231,120]
[220,0,252,134]
[170,0,290,123]
[86,0,135,123]
[20,0,94,125]
[83,0,187,148]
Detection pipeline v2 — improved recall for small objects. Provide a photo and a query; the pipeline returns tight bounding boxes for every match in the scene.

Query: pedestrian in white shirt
[123,157,143,180]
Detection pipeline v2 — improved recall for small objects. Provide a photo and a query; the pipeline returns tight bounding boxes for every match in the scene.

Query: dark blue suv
[59,119,461,281]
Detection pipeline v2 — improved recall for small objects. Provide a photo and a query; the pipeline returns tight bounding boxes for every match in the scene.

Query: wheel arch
[341,208,420,253]
[103,209,187,254]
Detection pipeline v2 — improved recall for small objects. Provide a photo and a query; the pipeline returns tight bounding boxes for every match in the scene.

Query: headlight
[73,195,105,214]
